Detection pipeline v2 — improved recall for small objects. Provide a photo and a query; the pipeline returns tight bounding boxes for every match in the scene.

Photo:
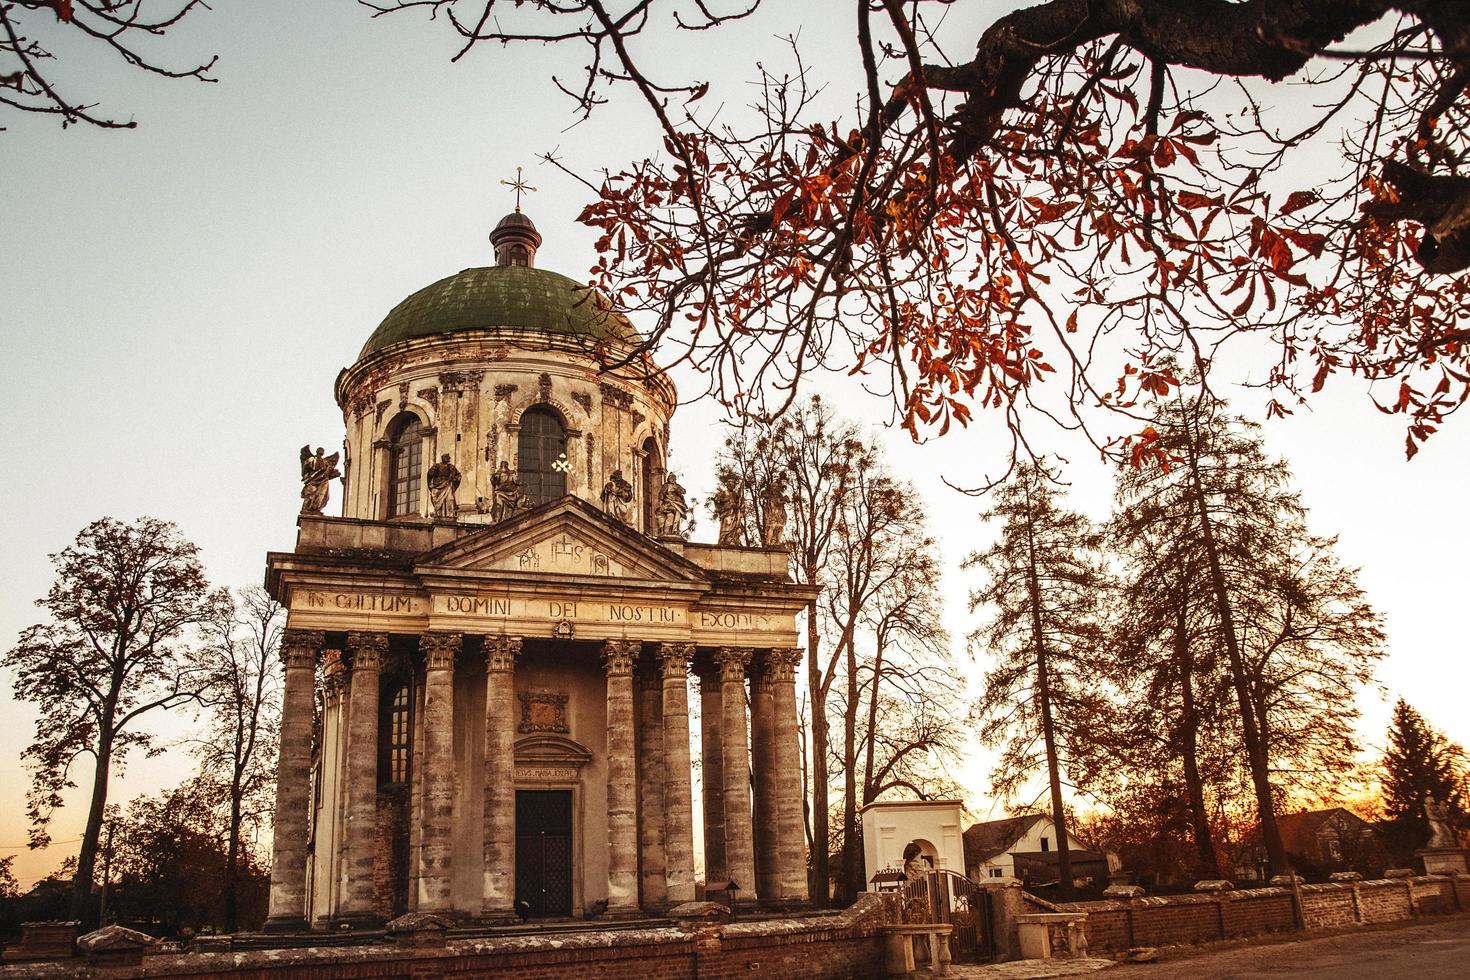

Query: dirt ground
[1107,912,1470,980]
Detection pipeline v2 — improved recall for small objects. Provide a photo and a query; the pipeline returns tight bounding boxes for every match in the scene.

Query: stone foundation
[0,896,895,979]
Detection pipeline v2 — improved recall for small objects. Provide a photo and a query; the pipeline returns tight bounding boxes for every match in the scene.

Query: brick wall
[1061,875,1467,955]
[22,896,896,979]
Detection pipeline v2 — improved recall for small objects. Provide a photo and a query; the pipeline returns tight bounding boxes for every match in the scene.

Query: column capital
[347,630,389,671]
[280,629,324,669]
[601,639,640,676]
[657,642,694,677]
[420,631,462,671]
[713,646,752,683]
[765,647,802,683]
[483,633,521,672]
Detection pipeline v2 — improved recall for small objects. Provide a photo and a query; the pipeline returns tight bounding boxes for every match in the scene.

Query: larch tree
[4,517,224,925]
[966,463,1111,901]
[1114,385,1385,876]
[191,586,284,933]
[378,1,1470,462]
[1380,699,1468,860]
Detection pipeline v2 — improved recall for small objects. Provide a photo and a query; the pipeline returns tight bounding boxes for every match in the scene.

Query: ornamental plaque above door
[519,690,569,734]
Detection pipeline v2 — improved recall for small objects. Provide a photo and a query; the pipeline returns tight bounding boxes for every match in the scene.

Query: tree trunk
[225,788,242,932]
[806,595,830,906]
[71,729,113,926]
[839,638,859,903]
[1183,419,1287,877]
[1174,598,1219,877]
[862,637,885,805]
[1023,499,1074,901]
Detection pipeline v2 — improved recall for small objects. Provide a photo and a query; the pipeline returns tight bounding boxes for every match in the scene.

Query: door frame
[513,781,582,916]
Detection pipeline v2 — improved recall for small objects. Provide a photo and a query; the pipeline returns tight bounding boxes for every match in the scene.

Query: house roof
[962,814,1047,868]
[1252,807,1375,853]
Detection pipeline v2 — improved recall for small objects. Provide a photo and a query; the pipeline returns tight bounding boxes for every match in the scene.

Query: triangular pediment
[416,496,707,585]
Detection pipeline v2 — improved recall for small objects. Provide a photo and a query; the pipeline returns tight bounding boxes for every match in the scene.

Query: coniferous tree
[1112,385,1384,877]
[967,463,1111,900]
[1381,700,1468,861]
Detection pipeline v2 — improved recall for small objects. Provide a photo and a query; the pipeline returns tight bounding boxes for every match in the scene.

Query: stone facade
[263,213,814,929]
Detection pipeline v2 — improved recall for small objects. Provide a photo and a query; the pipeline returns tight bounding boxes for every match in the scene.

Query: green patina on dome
[360,265,639,358]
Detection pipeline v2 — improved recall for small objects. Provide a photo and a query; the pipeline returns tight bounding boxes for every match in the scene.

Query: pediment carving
[416,497,708,585]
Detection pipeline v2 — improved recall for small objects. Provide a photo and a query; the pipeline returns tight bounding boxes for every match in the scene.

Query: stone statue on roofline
[655,472,691,539]
[427,454,462,519]
[299,445,341,515]
[711,470,745,546]
[490,461,525,523]
[761,474,789,547]
[601,469,634,523]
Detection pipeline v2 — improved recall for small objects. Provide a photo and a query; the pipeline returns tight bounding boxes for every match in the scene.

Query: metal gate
[899,869,995,962]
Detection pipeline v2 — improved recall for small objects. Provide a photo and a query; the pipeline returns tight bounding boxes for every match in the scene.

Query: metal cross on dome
[500,165,537,212]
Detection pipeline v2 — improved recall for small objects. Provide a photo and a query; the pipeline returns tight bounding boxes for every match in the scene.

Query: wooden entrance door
[515,789,574,916]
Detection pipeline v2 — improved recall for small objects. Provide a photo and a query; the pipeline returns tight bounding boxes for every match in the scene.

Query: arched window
[517,406,567,507]
[387,685,412,784]
[641,436,662,532]
[387,413,423,518]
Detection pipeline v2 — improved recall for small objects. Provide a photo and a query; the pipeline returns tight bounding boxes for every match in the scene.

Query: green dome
[360,265,639,358]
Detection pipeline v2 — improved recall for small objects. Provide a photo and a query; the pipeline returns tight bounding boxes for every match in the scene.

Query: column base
[329,913,384,931]
[260,915,310,934]
[479,908,521,926]
[758,898,814,913]
[600,904,644,920]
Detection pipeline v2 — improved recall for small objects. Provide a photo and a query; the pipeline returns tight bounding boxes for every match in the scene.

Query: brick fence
[1060,874,1470,954]
[0,895,895,979]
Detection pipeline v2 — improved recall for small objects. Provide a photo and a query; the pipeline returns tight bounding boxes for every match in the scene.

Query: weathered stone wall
[1062,875,1468,954]
[2,897,895,979]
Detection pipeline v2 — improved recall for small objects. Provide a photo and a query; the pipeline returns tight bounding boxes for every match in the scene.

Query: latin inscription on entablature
[516,766,579,784]
[434,593,686,627]
[294,590,427,615]
[696,610,779,632]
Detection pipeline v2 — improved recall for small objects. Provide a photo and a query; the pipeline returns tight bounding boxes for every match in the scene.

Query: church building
[261,209,813,929]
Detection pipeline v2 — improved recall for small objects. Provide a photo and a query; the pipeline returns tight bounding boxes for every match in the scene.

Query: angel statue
[427,453,462,519]
[299,445,341,515]
[601,469,634,523]
[490,461,525,523]
[655,472,691,539]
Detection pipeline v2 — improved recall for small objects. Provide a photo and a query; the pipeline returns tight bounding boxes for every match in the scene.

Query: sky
[3,1,1468,891]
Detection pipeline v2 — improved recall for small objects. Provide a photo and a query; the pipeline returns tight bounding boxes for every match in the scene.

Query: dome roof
[360,265,640,359]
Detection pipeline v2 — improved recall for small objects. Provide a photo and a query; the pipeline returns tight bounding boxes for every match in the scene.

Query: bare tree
[1,1,216,130]
[192,587,283,933]
[4,517,223,924]
[715,395,861,904]
[967,464,1111,901]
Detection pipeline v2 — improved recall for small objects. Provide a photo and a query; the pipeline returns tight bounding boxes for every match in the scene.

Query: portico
[263,497,813,928]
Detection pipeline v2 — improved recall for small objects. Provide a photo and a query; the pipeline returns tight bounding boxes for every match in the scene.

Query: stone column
[750,656,779,903]
[698,667,727,891]
[481,633,520,920]
[417,632,460,914]
[602,639,641,913]
[660,643,696,904]
[768,647,809,902]
[636,662,668,909]
[264,629,322,931]
[715,647,755,902]
[339,630,388,926]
